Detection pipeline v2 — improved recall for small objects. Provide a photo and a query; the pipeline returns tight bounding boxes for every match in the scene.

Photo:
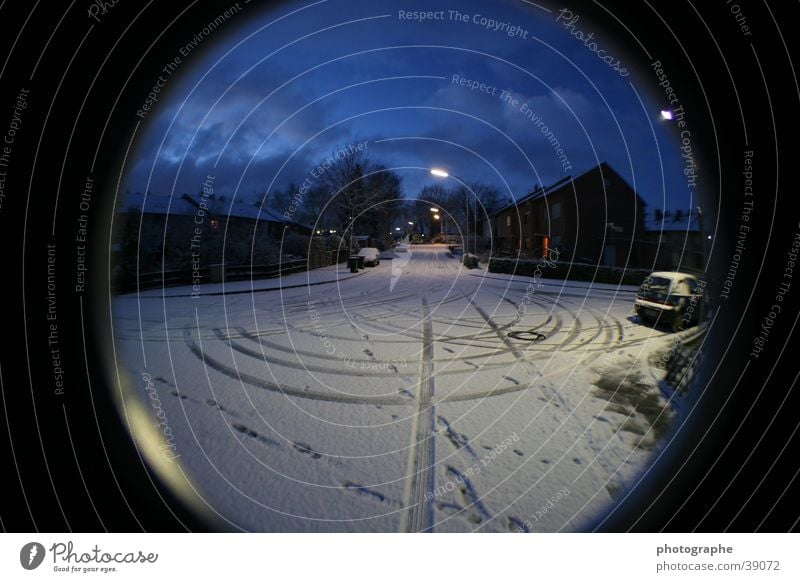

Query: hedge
[487,257,649,286]
[462,254,480,269]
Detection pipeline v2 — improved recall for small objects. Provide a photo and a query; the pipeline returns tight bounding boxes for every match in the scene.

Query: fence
[115,250,349,293]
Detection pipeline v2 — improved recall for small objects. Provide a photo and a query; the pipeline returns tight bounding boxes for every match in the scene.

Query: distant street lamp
[431,167,470,253]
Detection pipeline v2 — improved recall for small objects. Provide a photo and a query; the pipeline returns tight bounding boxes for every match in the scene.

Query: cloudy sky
[125,0,692,223]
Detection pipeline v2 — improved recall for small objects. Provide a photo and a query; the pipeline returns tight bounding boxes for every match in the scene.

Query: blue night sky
[125,0,693,223]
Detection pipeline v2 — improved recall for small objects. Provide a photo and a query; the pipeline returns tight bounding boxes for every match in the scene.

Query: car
[634,271,704,332]
[357,247,381,266]
[394,244,408,253]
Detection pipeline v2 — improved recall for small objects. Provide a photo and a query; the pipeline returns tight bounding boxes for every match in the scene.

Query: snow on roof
[644,213,700,232]
[119,191,308,227]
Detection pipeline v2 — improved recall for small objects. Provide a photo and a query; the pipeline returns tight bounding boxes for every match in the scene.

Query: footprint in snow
[293,441,322,459]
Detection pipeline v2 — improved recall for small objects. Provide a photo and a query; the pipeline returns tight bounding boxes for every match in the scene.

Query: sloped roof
[119,192,308,228]
[488,162,641,217]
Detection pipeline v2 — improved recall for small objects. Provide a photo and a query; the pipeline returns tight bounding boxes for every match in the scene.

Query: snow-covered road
[112,245,681,531]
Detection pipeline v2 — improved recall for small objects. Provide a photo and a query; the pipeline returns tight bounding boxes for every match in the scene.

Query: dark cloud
[124,0,690,215]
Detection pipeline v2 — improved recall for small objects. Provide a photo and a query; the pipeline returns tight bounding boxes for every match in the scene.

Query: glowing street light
[660,110,673,120]
[430,207,438,212]
[430,166,472,254]
[395,227,401,231]
[433,214,440,220]
[408,221,414,225]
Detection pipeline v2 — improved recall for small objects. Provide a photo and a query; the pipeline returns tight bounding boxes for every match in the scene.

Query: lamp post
[430,168,469,254]
[430,207,441,239]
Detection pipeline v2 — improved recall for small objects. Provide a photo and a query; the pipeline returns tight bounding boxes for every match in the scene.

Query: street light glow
[430,208,438,212]
[408,221,414,225]
[433,214,440,220]
[660,109,673,120]
[430,168,449,178]
[395,227,401,231]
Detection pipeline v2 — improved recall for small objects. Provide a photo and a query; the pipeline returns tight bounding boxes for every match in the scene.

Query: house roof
[119,191,309,228]
[483,162,700,232]
[487,162,642,217]
[645,214,701,232]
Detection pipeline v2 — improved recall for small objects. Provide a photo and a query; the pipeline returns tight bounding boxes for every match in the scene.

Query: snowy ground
[112,244,684,532]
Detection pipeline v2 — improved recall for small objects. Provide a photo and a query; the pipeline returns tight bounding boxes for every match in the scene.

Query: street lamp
[431,167,470,253]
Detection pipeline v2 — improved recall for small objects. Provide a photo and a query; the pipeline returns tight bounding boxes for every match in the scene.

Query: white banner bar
[1,533,797,581]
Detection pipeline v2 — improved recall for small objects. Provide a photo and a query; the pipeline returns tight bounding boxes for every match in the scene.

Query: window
[523,211,530,225]
[506,215,511,227]
[551,202,561,219]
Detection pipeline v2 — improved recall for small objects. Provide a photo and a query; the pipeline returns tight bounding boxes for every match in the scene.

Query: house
[114,192,312,276]
[479,162,647,267]
[118,191,311,237]
[640,216,705,273]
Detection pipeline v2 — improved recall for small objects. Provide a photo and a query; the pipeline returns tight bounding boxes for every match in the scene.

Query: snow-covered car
[634,271,703,331]
[394,244,408,253]
[357,247,381,266]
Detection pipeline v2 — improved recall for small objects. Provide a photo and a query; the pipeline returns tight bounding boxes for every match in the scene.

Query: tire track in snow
[400,295,436,532]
